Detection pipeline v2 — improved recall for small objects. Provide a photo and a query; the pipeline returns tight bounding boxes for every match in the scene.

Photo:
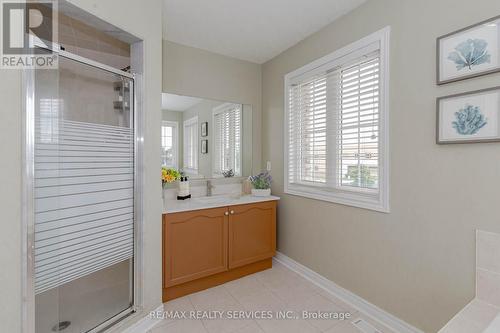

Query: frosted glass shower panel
[34,58,135,295]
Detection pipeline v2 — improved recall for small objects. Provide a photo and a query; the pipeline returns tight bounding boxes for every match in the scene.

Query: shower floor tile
[35,261,132,333]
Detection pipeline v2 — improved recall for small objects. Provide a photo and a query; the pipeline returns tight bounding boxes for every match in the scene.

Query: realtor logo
[1,0,58,68]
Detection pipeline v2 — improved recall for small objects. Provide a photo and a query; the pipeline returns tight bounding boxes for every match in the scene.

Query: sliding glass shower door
[33,55,135,333]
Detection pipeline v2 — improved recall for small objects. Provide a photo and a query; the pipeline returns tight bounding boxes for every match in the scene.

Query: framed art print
[437,86,500,144]
[437,15,500,84]
[201,122,208,137]
[201,139,208,154]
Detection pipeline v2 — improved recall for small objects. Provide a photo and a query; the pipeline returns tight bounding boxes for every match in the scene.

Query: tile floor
[149,262,395,333]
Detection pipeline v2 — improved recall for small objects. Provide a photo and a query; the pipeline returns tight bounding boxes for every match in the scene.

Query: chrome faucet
[207,180,215,196]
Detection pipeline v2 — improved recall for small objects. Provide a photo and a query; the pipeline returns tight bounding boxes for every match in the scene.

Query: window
[284,27,390,212]
[183,116,198,174]
[213,103,242,177]
[161,121,178,168]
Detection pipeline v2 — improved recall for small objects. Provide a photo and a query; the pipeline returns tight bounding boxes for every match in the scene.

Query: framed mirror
[161,93,253,179]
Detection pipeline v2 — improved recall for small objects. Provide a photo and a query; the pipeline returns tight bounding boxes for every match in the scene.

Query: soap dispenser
[177,176,191,200]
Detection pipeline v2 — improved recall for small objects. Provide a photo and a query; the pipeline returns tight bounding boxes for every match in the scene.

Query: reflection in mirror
[161,93,253,179]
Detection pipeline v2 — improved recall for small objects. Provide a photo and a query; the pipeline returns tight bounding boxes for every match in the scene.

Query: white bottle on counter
[177,177,191,200]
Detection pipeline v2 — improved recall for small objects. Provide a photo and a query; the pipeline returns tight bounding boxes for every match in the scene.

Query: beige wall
[163,40,262,174]
[262,0,500,332]
[0,0,163,331]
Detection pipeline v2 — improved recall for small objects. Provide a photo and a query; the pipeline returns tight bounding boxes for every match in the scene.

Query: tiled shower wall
[477,231,500,307]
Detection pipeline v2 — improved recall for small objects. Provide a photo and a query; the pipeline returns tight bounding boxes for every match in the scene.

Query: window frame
[283,27,390,213]
[212,103,243,178]
[183,116,199,175]
[161,121,178,169]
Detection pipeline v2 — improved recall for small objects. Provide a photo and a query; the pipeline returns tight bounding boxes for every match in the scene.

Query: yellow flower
[162,167,180,183]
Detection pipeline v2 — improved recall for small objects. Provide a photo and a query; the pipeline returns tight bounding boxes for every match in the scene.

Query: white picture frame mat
[439,20,500,81]
[439,90,500,142]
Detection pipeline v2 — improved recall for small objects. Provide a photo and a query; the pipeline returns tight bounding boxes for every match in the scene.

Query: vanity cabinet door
[163,207,228,287]
[228,201,276,269]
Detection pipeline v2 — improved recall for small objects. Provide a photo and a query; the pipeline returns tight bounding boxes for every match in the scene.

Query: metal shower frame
[22,42,144,333]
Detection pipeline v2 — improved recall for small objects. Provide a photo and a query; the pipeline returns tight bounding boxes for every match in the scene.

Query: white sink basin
[193,195,236,204]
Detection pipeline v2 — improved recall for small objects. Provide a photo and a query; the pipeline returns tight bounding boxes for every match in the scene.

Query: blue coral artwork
[448,39,491,71]
[438,88,500,144]
[452,104,488,135]
[437,16,500,84]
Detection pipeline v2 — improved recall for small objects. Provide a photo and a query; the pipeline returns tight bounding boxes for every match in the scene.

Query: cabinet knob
[224,211,229,216]
[230,210,235,215]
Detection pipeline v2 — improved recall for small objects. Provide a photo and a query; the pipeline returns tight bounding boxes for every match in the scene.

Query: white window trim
[183,116,198,175]
[283,26,390,213]
[162,121,178,169]
[212,103,243,178]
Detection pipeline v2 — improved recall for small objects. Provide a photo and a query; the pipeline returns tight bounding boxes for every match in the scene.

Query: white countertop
[163,194,280,214]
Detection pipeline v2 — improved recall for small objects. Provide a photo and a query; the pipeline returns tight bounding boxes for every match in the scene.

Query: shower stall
[24,45,141,333]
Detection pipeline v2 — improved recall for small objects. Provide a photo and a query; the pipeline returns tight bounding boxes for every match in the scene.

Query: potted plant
[249,171,272,196]
[162,166,181,186]
[162,167,181,198]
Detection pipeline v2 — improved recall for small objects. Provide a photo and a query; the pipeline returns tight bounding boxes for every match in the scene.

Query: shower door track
[22,43,143,333]
[40,41,134,79]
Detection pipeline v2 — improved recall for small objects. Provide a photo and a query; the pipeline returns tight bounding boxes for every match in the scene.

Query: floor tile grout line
[274,261,400,333]
[186,296,210,333]
[224,269,301,332]
[259,264,364,332]
[243,267,324,332]
[151,299,189,331]
[192,284,260,333]
[222,283,261,333]
[156,263,388,333]
[253,319,266,333]
[255,265,335,311]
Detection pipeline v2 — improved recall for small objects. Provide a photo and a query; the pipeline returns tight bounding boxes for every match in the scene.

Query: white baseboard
[120,304,164,333]
[273,252,424,333]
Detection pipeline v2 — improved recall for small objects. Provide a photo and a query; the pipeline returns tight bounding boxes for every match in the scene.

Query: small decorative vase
[251,188,271,197]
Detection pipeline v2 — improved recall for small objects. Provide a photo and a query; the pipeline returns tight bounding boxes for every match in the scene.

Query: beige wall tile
[477,269,500,308]
[477,231,500,274]
[439,300,498,333]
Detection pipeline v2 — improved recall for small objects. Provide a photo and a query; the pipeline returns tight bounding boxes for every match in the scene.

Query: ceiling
[162,93,203,111]
[163,0,366,64]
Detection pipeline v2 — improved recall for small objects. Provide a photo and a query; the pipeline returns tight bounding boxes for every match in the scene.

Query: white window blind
[339,55,379,190]
[183,117,198,173]
[288,73,329,185]
[213,103,242,177]
[285,28,389,212]
[161,121,178,168]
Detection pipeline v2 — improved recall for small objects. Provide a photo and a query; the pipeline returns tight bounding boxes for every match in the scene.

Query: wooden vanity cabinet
[162,200,277,301]
[228,201,276,269]
[163,207,228,288]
